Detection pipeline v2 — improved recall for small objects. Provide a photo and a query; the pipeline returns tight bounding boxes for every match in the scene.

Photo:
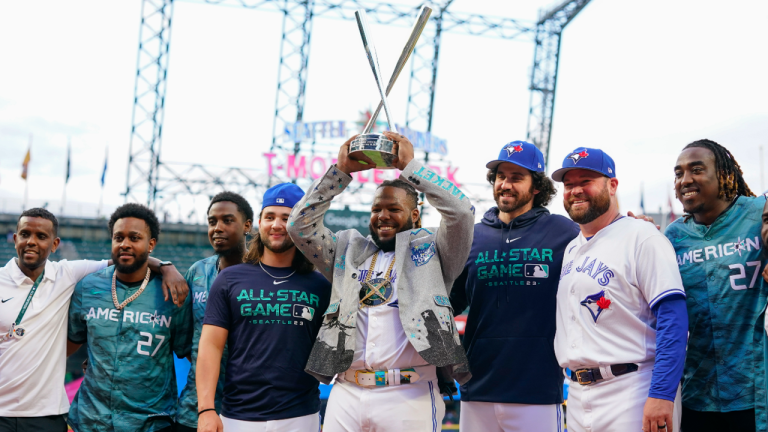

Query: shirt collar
[6,258,57,286]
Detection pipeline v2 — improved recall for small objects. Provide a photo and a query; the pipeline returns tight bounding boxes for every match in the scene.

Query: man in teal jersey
[175,192,253,432]
[666,139,767,432]
[67,204,193,432]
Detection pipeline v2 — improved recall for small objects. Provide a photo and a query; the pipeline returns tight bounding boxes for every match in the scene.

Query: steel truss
[125,0,590,216]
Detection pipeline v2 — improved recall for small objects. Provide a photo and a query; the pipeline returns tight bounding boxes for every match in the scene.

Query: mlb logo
[292,304,315,321]
[524,264,549,278]
[276,198,285,204]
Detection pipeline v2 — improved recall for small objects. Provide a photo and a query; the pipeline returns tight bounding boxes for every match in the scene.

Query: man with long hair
[553,148,687,432]
[174,192,253,432]
[450,141,579,431]
[666,139,767,432]
[287,132,475,431]
[196,184,330,432]
[66,204,193,432]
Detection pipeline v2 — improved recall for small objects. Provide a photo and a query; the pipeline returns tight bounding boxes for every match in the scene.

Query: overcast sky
[0,0,766,227]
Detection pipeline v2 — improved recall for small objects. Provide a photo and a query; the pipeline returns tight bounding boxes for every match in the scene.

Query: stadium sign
[263,151,461,186]
[324,208,371,234]
[283,120,448,156]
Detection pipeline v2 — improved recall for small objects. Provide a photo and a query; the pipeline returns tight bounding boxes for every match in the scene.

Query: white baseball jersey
[554,217,685,370]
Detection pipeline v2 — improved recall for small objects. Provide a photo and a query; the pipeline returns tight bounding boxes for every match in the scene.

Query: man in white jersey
[0,208,188,432]
[552,148,688,432]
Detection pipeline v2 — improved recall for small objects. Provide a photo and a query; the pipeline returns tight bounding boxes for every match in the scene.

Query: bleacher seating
[32,240,216,275]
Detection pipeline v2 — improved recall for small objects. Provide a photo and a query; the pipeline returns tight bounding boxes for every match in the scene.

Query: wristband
[198,408,217,416]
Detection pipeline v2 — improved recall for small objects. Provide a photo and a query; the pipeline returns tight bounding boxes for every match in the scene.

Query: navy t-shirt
[203,262,331,421]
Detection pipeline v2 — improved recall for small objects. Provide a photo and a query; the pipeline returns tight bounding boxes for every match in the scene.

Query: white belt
[342,367,421,388]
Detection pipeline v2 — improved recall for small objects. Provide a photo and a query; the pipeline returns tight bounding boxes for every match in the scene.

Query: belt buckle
[575,369,594,385]
[354,370,362,386]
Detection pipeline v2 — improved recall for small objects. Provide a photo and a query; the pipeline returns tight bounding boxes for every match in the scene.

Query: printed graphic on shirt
[525,264,549,278]
[473,247,554,287]
[573,256,615,286]
[236,289,321,326]
[86,307,172,328]
[675,236,760,265]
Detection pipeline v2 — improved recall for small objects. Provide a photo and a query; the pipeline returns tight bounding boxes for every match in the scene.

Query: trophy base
[350,134,397,169]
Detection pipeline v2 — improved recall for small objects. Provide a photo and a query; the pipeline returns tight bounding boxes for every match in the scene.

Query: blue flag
[65,143,71,184]
[100,149,108,187]
[639,184,646,214]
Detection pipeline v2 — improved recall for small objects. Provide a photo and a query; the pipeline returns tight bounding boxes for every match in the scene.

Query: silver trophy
[349,7,432,169]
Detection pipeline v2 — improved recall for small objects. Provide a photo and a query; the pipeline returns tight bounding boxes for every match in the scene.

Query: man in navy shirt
[196,183,331,432]
[450,141,579,431]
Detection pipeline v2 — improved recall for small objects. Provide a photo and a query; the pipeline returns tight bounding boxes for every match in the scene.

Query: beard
[260,232,295,254]
[216,241,246,259]
[113,249,150,274]
[494,184,534,215]
[370,218,414,252]
[565,184,612,224]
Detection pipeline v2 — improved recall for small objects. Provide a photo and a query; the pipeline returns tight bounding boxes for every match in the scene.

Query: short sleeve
[172,291,193,358]
[67,280,87,344]
[203,272,231,330]
[635,233,686,308]
[66,260,109,284]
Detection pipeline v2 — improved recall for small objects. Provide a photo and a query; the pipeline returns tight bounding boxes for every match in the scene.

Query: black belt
[570,363,638,385]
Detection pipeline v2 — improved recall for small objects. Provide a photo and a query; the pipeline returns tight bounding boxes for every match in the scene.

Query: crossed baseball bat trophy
[349,6,433,169]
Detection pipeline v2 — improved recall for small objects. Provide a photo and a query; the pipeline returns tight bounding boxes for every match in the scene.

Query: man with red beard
[552,147,688,432]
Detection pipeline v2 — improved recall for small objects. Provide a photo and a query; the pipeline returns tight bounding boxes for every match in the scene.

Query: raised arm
[387,131,475,286]
[287,135,373,281]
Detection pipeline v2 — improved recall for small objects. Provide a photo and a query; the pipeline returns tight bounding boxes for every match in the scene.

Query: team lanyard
[2,270,45,342]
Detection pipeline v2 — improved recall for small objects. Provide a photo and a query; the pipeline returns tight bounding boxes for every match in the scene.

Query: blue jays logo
[411,242,436,267]
[568,149,589,164]
[504,143,524,157]
[580,290,611,323]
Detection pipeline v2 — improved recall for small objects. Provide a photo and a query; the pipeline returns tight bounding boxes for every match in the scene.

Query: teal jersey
[665,195,768,426]
[67,266,193,432]
[176,256,228,428]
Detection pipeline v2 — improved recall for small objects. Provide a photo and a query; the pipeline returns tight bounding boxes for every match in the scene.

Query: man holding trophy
[287,10,474,431]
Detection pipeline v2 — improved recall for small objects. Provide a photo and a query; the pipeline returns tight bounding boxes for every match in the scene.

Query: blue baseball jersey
[665,195,768,427]
[67,267,193,432]
[176,256,228,428]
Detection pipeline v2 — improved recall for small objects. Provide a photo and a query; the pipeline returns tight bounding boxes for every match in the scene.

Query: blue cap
[485,141,545,173]
[262,183,305,210]
[551,147,616,182]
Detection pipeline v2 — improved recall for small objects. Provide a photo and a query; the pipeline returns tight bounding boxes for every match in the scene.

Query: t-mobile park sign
[284,120,448,156]
[263,152,460,186]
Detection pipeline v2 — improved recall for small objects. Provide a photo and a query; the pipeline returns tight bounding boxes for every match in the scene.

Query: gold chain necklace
[112,268,151,310]
[359,252,396,305]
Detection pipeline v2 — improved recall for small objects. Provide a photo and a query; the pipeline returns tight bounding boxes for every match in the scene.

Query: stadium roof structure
[125,0,591,215]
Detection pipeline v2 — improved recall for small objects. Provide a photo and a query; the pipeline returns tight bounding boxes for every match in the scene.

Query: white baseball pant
[459,401,565,432]
[323,368,445,432]
[566,369,681,432]
[220,412,320,432]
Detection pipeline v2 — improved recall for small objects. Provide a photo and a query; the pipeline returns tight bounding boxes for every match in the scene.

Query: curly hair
[683,139,754,201]
[377,179,422,228]
[486,167,558,208]
[19,208,59,236]
[108,203,161,240]
[208,191,254,222]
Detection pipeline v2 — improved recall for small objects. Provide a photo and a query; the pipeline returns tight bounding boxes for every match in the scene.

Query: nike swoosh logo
[193,276,203,281]
[91,291,103,295]
[506,237,522,244]
[1,298,13,303]
[273,280,288,285]
[674,235,689,243]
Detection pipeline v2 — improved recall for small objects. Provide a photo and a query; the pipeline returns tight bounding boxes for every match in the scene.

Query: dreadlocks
[684,139,754,200]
